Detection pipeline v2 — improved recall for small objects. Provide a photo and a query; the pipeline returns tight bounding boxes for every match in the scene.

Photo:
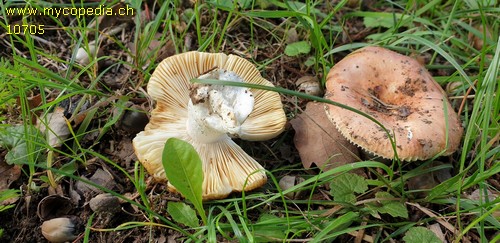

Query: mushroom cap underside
[324,46,463,161]
[133,51,286,199]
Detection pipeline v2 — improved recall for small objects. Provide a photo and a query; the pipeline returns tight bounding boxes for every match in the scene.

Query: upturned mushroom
[133,52,286,200]
[324,46,463,161]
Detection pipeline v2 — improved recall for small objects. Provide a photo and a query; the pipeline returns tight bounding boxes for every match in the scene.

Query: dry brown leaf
[468,25,493,51]
[285,27,299,44]
[16,94,42,124]
[407,202,461,240]
[0,159,21,205]
[466,188,500,218]
[290,102,360,171]
[38,107,71,148]
[428,223,446,243]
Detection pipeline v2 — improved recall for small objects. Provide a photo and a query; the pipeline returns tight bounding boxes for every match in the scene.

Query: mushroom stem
[187,68,254,143]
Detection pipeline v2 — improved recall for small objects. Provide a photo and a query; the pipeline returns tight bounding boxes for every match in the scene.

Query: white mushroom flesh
[187,68,254,143]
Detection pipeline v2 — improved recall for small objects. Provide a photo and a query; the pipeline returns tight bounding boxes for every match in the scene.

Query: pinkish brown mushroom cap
[324,46,463,161]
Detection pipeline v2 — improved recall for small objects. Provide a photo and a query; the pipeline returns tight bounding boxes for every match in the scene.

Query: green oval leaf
[403,227,442,243]
[167,201,200,228]
[162,137,206,224]
[285,41,311,56]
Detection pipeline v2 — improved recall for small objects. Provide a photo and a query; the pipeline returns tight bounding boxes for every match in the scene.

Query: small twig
[1,38,26,58]
[46,150,57,188]
[458,80,477,115]
[449,95,476,99]
[348,228,374,243]
[32,35,58,48]
[98,23,128,42]
[354,197,401,206]
[354,216,370,243]
[407,202,458,235]
[290,201,323,232]
[320,205,343,217]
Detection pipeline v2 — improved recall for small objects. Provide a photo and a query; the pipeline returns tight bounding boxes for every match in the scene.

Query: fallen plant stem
[449,95,477,99]
[353,216,371,243]
[354,197,401,206]
[458,79,478,115]
[46,149,57,188]
[90,221,176,232]
[407,202,458,235]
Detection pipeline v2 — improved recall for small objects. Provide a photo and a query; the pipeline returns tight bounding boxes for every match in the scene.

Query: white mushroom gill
[187,68,255,144]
